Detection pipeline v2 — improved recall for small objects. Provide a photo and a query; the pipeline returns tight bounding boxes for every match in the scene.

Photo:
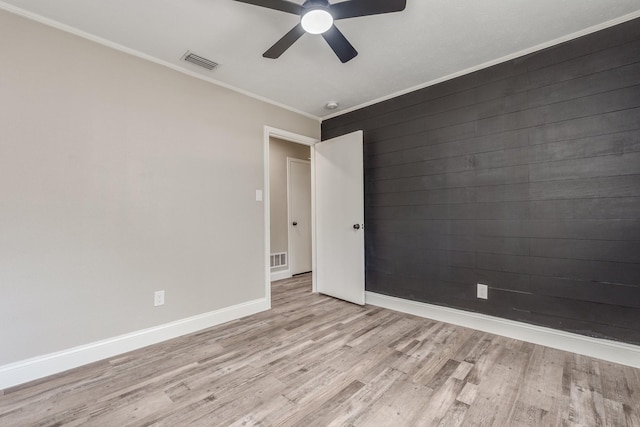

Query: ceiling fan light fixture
[300,8,333,34]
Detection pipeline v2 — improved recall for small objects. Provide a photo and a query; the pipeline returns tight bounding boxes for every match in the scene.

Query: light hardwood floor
[1,274,639,426]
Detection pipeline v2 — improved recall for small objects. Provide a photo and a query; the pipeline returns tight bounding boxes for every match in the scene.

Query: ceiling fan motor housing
[303,0,331,9]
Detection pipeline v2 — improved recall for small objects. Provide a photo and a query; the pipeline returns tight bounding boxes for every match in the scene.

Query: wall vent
[182,51,219,71]
[270,252,287,269]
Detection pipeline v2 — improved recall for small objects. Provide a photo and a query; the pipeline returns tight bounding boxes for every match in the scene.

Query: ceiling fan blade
[331,0,406,20]
[233,0,304,15]
[263,23,306,59]
[322,26,358,63]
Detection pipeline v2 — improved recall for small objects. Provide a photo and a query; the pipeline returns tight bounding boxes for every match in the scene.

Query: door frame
[287,157,312,277]
[264,126,318,307]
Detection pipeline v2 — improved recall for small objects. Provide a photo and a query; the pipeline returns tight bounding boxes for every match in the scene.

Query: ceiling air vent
[182,51,219,71]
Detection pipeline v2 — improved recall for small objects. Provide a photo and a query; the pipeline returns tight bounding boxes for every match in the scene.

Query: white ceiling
[2,0,640,119]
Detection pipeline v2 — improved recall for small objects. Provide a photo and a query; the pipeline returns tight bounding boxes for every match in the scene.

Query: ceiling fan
[234,0,407,63]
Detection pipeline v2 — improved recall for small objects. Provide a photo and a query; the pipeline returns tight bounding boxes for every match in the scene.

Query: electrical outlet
[477,283,488,300]
[154,290,165,306]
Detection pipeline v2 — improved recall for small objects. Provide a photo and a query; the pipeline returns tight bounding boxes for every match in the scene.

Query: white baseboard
[0,298,269,390]
[365,292,640,369]
[271,269,291,282]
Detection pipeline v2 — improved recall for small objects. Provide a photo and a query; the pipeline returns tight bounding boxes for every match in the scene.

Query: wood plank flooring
[1,274,639,426]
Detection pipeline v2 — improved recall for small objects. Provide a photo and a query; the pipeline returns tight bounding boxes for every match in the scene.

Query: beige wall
[269,138,310,272]
[0,10,319,365]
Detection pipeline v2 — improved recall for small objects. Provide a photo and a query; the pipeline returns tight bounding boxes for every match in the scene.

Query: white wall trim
[0,298,269,390]
[265,127,318,146]
[0,2,321,122]
[323,10,640,121]
[271,269,292,282]
[366,291,640,369]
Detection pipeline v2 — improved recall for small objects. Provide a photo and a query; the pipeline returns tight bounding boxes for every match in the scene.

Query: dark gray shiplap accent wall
[322,18,640,344]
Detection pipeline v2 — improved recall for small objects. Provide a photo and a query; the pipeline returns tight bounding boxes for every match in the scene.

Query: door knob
[353,224,360,230]
[292,222,298,226]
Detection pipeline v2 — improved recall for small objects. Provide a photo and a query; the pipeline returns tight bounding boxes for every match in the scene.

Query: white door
[314,130,364,305]
[288,158,312,275]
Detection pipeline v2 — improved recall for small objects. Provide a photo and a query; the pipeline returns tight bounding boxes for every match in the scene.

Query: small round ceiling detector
[325,101,339,110]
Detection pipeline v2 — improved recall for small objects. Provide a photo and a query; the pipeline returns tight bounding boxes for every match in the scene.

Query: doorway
[263,127,365,308]
[268,138,310,280]
[263,127,318,307]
